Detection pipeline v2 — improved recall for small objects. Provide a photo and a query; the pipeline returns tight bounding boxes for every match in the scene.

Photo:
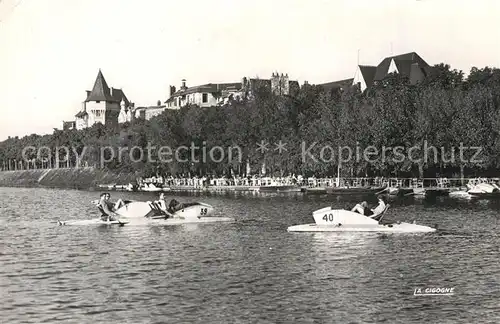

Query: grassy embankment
[0,168,137,190]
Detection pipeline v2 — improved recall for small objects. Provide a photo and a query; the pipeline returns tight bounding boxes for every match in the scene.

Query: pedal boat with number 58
[287,206,436,233]
[91,199,234,224]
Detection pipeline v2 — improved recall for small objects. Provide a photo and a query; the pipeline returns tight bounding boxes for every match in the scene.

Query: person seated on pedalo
[97,193,120,221]
[155,193,175,218]
[148,193,180,219]
[351,195,387,218]
[351,201,373,216]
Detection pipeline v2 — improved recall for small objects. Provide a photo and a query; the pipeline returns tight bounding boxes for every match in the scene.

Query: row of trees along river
[1,64,500,180]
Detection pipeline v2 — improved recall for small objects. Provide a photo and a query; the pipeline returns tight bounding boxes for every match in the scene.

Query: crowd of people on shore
[138,175,388,188]
[137,175,495,188]
[96,174,500,192]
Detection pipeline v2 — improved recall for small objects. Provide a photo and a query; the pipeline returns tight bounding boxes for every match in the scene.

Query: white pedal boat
[139,183,163,192]
[59,200,234,226]
[466,183,500,199]
[287,206,436,233]
[449,190,472,199]
[117,200,233,223]
[112,201,214,218]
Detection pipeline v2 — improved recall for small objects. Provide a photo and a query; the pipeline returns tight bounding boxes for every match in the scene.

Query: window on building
[202,93,208,103]
[96,101,100,103]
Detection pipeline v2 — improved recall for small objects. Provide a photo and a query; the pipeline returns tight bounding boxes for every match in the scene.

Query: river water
[0,187,499,323]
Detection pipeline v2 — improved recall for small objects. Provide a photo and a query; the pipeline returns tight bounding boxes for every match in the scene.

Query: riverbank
[0,169,490,200]
[0,168,137,190]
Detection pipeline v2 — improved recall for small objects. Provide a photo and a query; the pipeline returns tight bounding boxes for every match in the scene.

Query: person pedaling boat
[168,198,184,214]
[351,195,387,221]
[149,194,184,218]
[97,192,126,221]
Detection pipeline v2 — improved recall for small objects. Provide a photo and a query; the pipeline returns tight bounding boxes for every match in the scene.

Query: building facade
[74,70,132,130]
[134,101,167,121]
[164,73,299,109]
[62,121,76,130]
[320,52,432,93]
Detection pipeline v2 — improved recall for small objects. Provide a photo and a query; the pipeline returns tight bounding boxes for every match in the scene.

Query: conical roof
[85,70,114,102]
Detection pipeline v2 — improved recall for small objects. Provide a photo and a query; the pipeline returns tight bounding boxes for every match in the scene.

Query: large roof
[374,52,431,81]
[318,78,354,92]
[85,70,129,105]
[85,70,113,102]
[179,82,241,95]
[111,88,130,106]
[75,110,88,118]
[315,52,431,93]
[358,65,377,88]
[167,82,243,101]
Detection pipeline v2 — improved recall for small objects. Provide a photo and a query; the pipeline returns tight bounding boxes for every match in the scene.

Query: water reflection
[311,231,383,246]
[1,187,500,323]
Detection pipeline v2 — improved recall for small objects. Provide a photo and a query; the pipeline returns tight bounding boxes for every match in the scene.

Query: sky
[1,0,500,141]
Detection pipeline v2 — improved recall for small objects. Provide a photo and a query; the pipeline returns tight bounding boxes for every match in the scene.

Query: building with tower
[74,70,133,130]
[270,72,290,96]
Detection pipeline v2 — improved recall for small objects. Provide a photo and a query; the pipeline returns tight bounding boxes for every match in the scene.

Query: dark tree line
[2,63,500,179]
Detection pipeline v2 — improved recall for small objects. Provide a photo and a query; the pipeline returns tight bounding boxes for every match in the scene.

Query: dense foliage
[2,64,500,179]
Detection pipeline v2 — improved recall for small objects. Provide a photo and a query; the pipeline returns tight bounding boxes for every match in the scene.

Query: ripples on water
[0,187,499,323]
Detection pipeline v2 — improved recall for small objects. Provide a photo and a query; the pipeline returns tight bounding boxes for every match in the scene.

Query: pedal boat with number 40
[287,205,436,233]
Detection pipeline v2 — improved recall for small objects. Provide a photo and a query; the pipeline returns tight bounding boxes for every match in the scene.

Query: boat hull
[258,185,300,192]
[425,189,450,197]
[58,219,129,226]
[468,192,500,199]
[140,188,163,192]
[287,222,436,233]
[467,183,500,199]
[304,187,328,194]
[125,216,234,225]
[139,183,165,192]
[387,188,414,196]
[115,201,215,219]
[58,216,233,226]
[449,191,472,199]
[287,206,436,233]
[325,186,386,195]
